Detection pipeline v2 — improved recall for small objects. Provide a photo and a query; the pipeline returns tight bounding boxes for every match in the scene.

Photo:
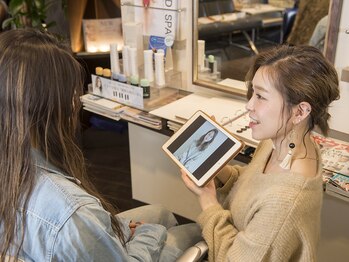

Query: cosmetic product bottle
[130,75,139,87]
[197,40,205,71]
[118,74,127,84]
[129,47,139,79]
[208,55,215,73]
[144,50,154,82]
[95,67,103,76]
[165,47,173,72]
[122,46,130,78]
[154,52,165,88]
[110,43,120,80]
[103,68,112,79]
[140,78,150,98]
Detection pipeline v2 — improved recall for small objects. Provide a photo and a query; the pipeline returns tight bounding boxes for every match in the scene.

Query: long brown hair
[0,29,125,260]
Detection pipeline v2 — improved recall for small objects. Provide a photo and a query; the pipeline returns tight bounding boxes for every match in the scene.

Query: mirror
[192,0,341,96]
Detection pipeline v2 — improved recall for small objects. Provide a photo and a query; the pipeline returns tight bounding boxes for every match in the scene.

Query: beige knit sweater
[197,140,323,262]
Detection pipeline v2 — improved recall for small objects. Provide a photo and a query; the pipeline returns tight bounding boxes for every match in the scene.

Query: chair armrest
[176,241,208,262]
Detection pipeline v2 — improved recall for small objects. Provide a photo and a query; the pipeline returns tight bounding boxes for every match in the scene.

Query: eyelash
[256,93,264,100]
[251,89,264,100]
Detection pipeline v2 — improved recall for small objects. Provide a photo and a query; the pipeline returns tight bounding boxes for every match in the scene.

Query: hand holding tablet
[163,111,244,187]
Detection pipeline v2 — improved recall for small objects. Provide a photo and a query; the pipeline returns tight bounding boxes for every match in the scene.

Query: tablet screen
[163,111,243,186]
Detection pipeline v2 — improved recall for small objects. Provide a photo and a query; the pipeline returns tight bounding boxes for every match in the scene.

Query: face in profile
[246,67,288,141]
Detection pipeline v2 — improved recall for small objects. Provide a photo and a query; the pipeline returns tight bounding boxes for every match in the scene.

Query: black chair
[283,7,298,42]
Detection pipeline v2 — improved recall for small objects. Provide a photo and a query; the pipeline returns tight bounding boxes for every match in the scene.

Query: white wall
[328,0,349,134]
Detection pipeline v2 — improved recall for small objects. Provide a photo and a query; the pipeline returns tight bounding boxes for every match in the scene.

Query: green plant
[2,0,67,30]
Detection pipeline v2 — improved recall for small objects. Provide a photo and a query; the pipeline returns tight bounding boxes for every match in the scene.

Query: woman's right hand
[181,169,219,211]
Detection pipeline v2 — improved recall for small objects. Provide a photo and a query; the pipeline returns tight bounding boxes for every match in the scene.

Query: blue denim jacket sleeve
[52,196,167,262]
[14,149,169,261]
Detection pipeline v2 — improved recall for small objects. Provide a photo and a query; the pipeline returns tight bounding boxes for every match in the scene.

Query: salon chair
[176,241,209,262]
[283,7,298,42]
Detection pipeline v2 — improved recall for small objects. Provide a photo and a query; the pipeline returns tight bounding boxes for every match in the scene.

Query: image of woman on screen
[176,128,218,172]
[181,45,340,261]
[94,76,103,95]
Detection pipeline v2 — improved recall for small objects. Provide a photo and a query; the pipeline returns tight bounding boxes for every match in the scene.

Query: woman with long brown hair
[0,28,201,261]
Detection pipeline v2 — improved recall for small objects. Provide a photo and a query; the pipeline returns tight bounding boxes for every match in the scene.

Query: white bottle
[154,52,165,88]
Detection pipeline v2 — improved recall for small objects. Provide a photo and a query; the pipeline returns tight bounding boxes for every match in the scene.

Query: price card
[91,74,144,109]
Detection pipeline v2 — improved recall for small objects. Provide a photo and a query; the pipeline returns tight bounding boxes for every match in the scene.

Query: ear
[292,102,311,124]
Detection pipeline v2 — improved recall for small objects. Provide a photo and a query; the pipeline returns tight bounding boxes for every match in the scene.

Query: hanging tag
[143,0,150,7]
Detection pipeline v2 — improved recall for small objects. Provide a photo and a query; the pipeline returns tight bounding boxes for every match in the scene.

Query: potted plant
[2,0,66,30]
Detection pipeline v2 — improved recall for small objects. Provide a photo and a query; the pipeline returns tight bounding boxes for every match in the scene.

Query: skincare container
[154,52,165,87]
[118,74,127,84]
[144,50,154,82]
[208,55,215,73]
[197,40,205,71]
[130,75,139,87]
[103,68,112,78]
[110,43,120,80]
[140,78,150,98]
[95,67,103,76]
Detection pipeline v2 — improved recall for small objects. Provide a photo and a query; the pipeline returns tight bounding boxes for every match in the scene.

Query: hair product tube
[129,47,139,79]
[122,45,130,78]
[110,43,120,80]
[144,50,154,82]
[154,52,165,88]
[197,40,205,71]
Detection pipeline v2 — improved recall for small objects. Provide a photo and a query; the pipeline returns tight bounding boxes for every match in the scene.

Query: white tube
[165,47,173,72]
[144,50,154,82]
[197,40,205,71]
[154,52,165,87]
[129,47,138,78]
[122,45,130,77]
[110,43,120,80]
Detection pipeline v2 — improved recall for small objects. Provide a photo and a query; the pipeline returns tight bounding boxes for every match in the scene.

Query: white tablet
[163,111,244,187]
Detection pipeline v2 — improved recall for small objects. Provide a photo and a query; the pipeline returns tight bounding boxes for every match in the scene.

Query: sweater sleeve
[197,189,304,262]
[216,165,246,194]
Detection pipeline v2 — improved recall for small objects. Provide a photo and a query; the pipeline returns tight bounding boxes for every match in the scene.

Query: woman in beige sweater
[182,45,340,261]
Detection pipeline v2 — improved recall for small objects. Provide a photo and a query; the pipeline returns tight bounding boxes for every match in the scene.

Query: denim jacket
[9,150,169,261]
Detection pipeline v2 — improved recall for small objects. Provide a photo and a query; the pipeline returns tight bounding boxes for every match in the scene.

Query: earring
[279,129,295,170]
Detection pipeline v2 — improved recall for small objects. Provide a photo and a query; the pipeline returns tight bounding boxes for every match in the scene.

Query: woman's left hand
[181,169,219,211]
[129,221,144,237]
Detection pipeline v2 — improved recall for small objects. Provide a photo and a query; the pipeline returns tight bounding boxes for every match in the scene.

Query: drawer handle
[346,29,349,34]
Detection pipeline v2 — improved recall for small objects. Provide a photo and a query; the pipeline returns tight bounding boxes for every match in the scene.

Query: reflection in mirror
[193,0,333,95]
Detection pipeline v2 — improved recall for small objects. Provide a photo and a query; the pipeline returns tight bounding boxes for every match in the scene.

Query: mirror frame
[191,0,247,97]
[324,0,342,64]
[192,0,343,95]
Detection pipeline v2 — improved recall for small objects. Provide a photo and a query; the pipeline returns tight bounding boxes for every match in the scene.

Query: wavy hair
[0,29,125,260]
[245,45,340,137]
